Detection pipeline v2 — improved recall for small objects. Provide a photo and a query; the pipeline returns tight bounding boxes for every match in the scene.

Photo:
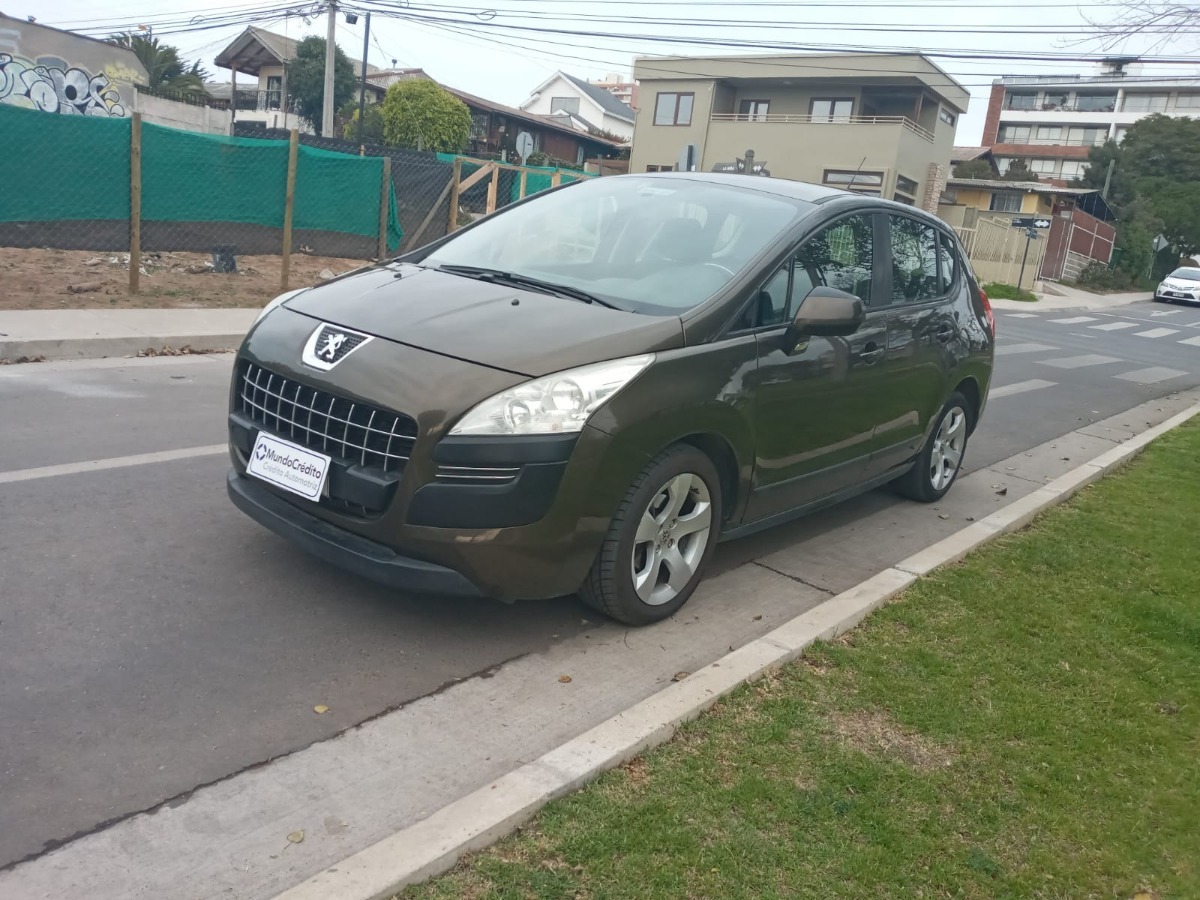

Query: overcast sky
[32,0,1200,144]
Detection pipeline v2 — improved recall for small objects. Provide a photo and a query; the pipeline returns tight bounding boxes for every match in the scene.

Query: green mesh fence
[0,102,402,251]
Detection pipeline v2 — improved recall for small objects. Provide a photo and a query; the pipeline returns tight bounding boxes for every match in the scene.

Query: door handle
[858,342,884,364]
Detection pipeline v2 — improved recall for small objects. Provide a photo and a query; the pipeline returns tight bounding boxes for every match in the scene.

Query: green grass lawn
[983,281,1039,303]
[402,422,1200,900]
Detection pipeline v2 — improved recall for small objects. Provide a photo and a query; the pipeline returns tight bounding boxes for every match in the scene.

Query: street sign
[1011,217,1051,229]
[1152,234,1169,252]
[711,158,770,176]
[677,143,698,172]
[515,131,534,165]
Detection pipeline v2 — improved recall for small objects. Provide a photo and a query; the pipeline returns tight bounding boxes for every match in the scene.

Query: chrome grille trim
[238,361,417,473]
[435,465,521,483]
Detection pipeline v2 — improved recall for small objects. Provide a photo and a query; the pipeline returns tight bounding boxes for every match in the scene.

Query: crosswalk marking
[1040,354,1123,369]
[996,342,1058,356]
[1090,322,1138,332]
[1050,316,1100,324]
[1180,335,1200,347]
[1134,328,1180,339]
[1005,313,1039,319]
[1150,310,1180,317]
[1115,367,1187,385]
[989,379,1056,398]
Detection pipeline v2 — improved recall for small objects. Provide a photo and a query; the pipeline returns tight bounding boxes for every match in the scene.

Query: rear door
[867,213,960,477]
[743,211,889,522]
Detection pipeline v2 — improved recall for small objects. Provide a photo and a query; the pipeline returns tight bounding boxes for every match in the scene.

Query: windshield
[420,176,810,316]
[1169,267,1200,281]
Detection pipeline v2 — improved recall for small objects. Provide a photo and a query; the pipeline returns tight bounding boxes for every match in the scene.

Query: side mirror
[790,286,865,337]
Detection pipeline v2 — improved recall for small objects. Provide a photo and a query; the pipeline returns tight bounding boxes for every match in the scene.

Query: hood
[283,265,685,378]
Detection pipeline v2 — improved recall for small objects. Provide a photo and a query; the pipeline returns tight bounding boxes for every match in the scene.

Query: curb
[0,333,245,363]
[273,401,1200,900]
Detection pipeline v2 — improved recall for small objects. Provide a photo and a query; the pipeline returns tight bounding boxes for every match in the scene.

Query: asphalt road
[2,298,1199,871]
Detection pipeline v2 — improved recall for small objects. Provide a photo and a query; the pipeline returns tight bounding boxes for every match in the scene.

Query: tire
[581,445,723,626]
[893,393,972,503]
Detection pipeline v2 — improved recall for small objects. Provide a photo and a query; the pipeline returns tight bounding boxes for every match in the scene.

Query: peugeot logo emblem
[318,332,347,361]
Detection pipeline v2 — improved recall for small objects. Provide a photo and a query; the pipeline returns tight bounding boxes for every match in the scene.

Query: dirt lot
[0,248,368,310]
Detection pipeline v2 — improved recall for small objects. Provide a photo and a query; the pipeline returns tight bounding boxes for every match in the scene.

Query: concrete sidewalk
[991,283,1151,313]
[0,308,260,361]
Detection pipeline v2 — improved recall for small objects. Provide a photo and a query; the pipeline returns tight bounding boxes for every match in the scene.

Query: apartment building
[982,59,1200,184]
[629,53,967,213]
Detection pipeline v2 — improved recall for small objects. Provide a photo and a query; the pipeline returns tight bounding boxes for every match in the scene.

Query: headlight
[449,354,654,436]
[254,288,309,325]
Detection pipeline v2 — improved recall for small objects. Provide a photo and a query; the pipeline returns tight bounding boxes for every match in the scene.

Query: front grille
[238,361,417,473]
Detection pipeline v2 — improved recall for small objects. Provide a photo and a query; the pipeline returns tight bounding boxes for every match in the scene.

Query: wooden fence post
[485,165,499,214]
[378,156,392,259]
[519,169,528,200]
[129,112,142,294]
[447,157,462,234]
[280,128,299,292]
[551,171,562,188]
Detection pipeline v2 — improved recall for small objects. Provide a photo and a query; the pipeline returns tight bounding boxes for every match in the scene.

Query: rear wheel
[893,393,971,503]
[581,445,722,626]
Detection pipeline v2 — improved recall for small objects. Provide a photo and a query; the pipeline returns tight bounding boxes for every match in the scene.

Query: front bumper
[227,470,482,596]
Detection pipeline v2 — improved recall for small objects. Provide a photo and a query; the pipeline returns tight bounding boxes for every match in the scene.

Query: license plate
[246,432,330,501]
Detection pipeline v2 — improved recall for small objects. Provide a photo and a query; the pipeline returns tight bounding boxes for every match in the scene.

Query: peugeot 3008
[227,173,994,625]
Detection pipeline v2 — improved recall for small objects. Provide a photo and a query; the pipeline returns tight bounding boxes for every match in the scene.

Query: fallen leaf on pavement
[287,830,304,844]
[752,614,763,621]
[313,705,329,714]
[672,671,690,682]
[938,513,951,519]
[558,675,572,683]
[996,488,1009,496]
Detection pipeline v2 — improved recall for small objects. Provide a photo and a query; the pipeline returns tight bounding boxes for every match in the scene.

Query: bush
[1077,261,1138,292]
[981,282,1037,302]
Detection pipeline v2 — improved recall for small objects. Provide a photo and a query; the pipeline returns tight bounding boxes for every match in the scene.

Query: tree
[1141,178,1200,259]
[107,33,209,94]
[380,79,471,153]
[1000,159,1038,182]
[287,36,356,131]
[340,100,387,144]
[953,159,996,180]
[1087,3,1199,50]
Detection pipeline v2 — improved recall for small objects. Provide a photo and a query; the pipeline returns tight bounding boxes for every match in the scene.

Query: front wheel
[581,445,722,626]
[893,393,971,503]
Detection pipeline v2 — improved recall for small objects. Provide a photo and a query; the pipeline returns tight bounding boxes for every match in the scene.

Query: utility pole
[1101,158,1116,200]
[357,11,372,147]
[322,0,337,137]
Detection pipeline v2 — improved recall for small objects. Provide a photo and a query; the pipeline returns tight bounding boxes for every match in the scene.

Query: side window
[938,232,960,294]
[737,264,791,330]
[794,214,874,305]
[889,215,941,304]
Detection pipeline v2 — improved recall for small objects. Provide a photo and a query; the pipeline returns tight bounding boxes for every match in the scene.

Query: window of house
[1067,126,1107,146]
[1076,93,1117,112]
[645,164,674,172]
[1029,159,1058,175]
[810,98,854,121]
[1176,93,1200,109]
[794,214,875,305]
[1114,126,1130,143]
[653,92,694,126]
[738,99,770,121]
[550,96,580,116]
[1000,125,1031,143]
[994,157,1013,174]
[939,108,956,126]
[1060,160,1087,179]
[1005,92,1037,110]
[889,216,941,303]
[1043,92,1068,110]
[265,75,282,110]
[893,174,919,205]
[990,191,1023,212]
[1122,93,1168,113]
[1035,125,1062,142]
[822,170,884,196]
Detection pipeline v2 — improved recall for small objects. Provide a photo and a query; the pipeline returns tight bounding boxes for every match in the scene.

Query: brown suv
[227,174,994,625]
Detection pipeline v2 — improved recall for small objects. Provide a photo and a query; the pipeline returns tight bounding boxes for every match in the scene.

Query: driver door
[744,212,888,522]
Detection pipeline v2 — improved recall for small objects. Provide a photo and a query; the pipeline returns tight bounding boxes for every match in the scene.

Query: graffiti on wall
[0,53,130,116]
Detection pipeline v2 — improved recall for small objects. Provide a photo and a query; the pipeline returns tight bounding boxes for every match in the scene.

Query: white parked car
[1154,267,1200,304]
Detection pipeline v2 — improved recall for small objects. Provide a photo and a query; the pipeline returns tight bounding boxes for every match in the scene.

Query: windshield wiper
[433,264,624,310]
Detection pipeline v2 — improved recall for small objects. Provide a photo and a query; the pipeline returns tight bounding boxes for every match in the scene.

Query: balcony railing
[709,113,933,142]
[232,90,295,113]
[1003,101,1118,113]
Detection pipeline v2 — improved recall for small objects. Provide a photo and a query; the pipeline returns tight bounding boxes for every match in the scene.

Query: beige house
[214,27,382,132]
[629,53,968,213]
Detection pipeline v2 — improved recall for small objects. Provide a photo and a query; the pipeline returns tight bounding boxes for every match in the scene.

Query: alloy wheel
[630,473,713,606]
[929,405,967,492]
